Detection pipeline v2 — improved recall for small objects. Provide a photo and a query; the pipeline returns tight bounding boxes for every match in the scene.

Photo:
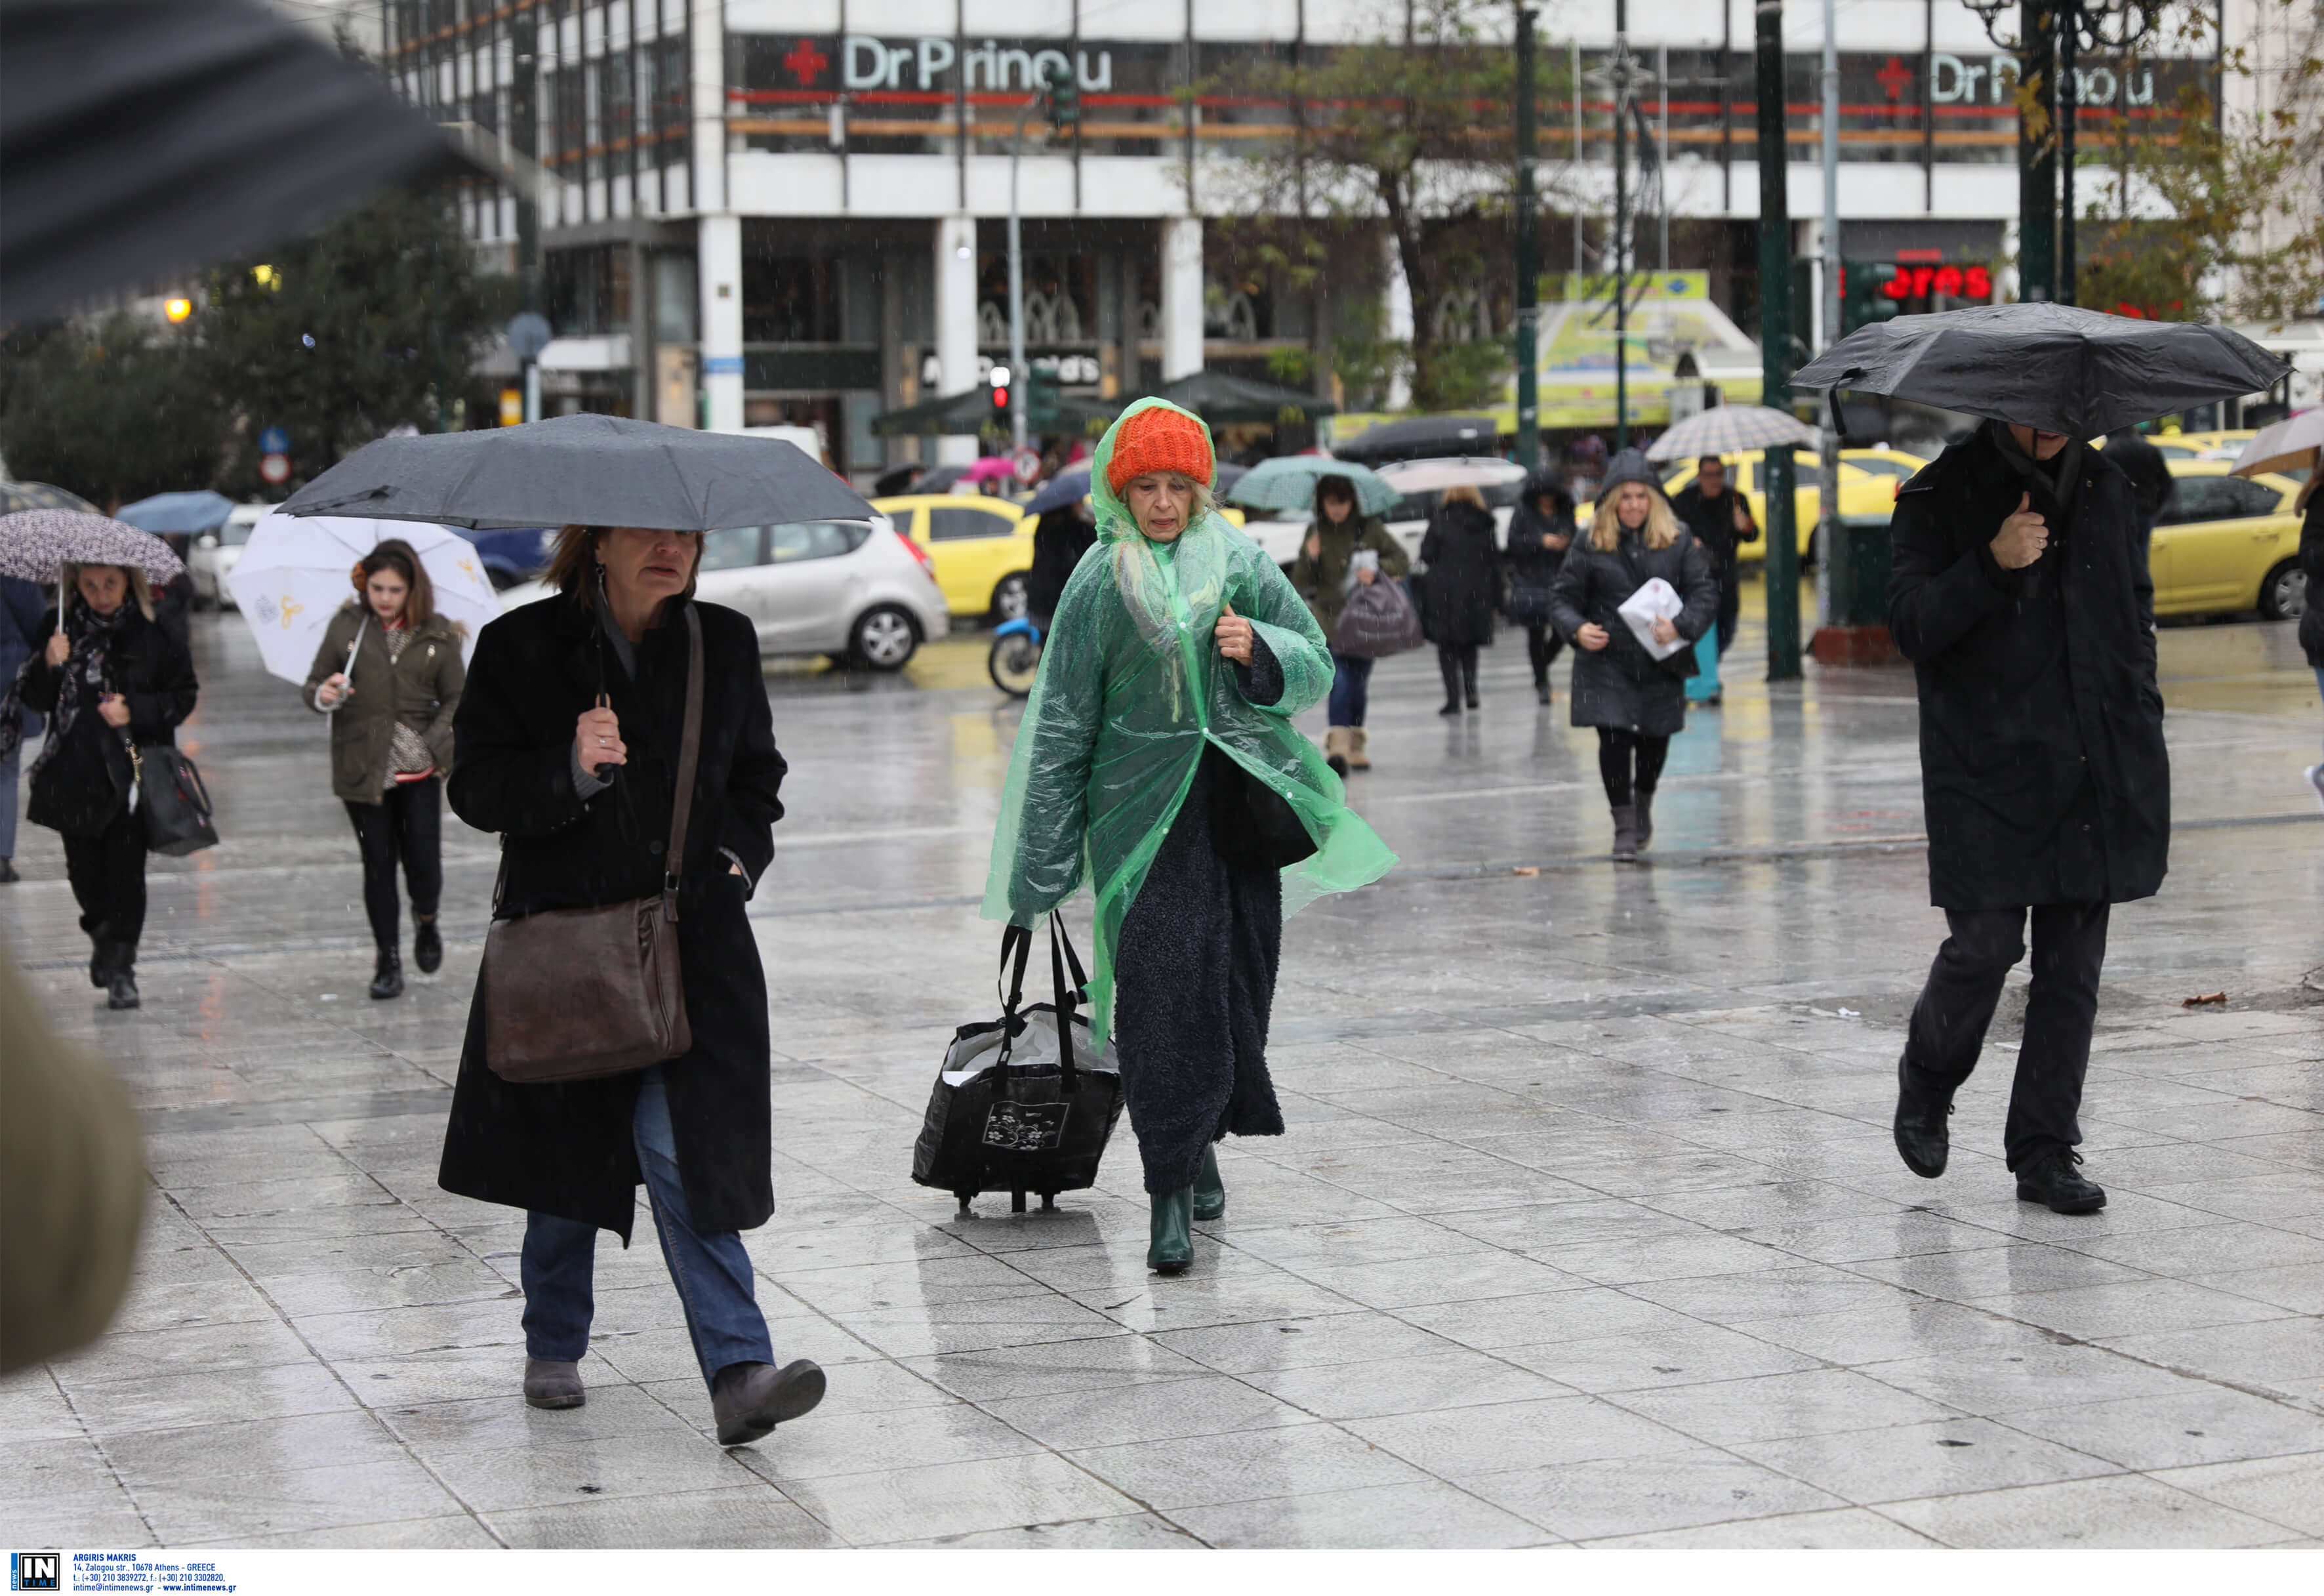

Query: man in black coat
[1887,420,2169,1214]
[1668,455,1760,656]
[2103,425,2174,565]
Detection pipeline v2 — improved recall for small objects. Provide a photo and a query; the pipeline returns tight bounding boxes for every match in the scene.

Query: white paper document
[1616,576,1690,659]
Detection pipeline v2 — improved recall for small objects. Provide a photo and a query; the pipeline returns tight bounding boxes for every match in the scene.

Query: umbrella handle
[592,691,618,785]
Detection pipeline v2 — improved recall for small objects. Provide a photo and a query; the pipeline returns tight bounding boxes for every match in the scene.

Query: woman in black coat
[0,562,198,1008]
[1417,483,1501,714]
[436,523,823,1448]
[1503,474,1576,704]
[1547,449,1717,861]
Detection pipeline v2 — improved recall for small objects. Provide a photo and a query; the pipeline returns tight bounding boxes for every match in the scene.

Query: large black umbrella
[279,415,875,531]
[1,0,471,325]
[1143,371,1335,426]
[1792,304,2293,438]
[1332,415,1501,465]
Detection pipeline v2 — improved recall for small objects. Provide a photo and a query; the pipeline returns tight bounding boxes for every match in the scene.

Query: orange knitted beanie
[1104,406,1213,494]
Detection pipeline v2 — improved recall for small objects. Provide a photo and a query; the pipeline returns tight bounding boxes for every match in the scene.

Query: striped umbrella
[0,509,186,584]
[1644,405,1822,463]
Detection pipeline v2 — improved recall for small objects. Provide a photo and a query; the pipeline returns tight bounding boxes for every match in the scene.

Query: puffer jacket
[300,604,464,803]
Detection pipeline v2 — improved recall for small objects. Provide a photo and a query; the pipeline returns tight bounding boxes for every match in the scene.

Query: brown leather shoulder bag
[482,603,703,1084]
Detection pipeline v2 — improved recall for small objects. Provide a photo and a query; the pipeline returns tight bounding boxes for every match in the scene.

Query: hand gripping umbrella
[1792,304,2292,440]
[279,413,876,531]
[226,514,502,685]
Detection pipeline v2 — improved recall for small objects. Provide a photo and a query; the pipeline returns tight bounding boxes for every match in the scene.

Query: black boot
[1634,788,1656,849]
[1463,655,1480,710]
[1437,652,1463,714]
[1192,1145,1226,1222]
[88,924,114,989]
[413,916,442,975]
[0,856,18,882]
[1534,673,1551,705]
[2016,1149,2106,1215]
[105,943,139,1010]
[1610,804,1640,863]
[1892,1058,1955,1179]
[1147,1189,1193,1275]
[369,946,403,1000]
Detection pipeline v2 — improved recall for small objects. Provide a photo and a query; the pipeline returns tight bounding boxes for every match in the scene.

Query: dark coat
[1545,523,1717,737]
[1417,501,1501,647]
[1025,506,1097,626]
[300,605,465,804]
[0,577,44,739]
[1888,426,2169,911]
[16,604,197,837]
[1669,481,1761,579]
[436,594,788,1242]
[2106,429,2175,519]
[2299,496,2323,670]
[1289,515,1409,645]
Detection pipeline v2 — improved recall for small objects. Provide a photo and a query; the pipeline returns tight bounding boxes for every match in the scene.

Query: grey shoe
[710,1359,825,1447]
[1634,789,1656,849]
[523,1357,586,1410]
[1610,804,1640,863]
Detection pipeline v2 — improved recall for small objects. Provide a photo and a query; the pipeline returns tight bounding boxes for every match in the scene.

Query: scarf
[1990,420,2085,517]
[0,601,128,773]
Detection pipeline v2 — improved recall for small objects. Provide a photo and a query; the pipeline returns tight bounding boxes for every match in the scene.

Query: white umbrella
[2227,409,2323,480]
[226,513,500,685]
[1644,404,1822,463]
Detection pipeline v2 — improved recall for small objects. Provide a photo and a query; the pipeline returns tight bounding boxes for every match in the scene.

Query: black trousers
[1595,728,1669,806]
[1521,623,1566,687]
[345,777,442,951]
[1902,903,2110,1170]
[63,811,148,950]
[1437,644,1479,703]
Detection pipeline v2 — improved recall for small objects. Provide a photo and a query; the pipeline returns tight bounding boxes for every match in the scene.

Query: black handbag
[132,742,218,856]
[1505,582,1555,626]
[910,917,1125,1214]
[1205,741,1316,871]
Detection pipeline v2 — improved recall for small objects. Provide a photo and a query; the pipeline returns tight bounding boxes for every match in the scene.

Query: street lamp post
[1755,0,1800,682]
[1514,6,1539,473]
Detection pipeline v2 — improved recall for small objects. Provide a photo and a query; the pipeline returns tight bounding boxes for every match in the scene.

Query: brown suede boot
[1323,726,1351,777]
[1347,727,1372,769]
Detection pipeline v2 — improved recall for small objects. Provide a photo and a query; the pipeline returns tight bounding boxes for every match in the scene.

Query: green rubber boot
[1147,1189,1193,1275]
[1192,1145,1226,1222]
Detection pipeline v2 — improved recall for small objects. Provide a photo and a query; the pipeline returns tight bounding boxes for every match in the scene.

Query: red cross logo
[1876,56,1913,101]
[784,37,830,88]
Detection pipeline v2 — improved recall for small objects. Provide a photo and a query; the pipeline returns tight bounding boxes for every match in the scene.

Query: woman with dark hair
[1417,482,1501,715]
[1547,450,1717,862]
[436,522,820,1447]
[1289,474,1407,775]
[0,562,198,1008]
[303,540,464,1000]
[1504,474,1575,704]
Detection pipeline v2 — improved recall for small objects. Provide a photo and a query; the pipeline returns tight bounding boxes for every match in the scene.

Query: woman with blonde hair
[1546,448,1717,861]
[303,539,465,999]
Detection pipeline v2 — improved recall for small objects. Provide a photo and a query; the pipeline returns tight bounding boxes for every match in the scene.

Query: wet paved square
[4,597,2319,1548]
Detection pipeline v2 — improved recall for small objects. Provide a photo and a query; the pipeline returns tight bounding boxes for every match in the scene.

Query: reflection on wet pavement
[3,581,2319,1549]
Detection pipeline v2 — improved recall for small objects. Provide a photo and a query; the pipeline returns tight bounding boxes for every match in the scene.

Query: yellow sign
[499,387,524,427]
[1510,270,1764,429]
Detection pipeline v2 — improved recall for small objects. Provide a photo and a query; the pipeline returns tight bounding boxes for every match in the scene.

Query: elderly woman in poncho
[984,401,1396,1275]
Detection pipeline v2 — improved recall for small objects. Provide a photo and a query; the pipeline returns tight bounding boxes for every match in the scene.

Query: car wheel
[2258,558,2306,621]
[850,605,919,671]
[990,572,1030,623]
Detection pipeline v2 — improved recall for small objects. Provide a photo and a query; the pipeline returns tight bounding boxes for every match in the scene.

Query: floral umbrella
[0,510,186,584]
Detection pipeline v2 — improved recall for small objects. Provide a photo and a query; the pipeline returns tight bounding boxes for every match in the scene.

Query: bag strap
[661,603,704,922]
[1048,914,1082,1090]
[996,922,1033,1017]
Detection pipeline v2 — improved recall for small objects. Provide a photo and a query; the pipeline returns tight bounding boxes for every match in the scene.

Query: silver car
[189,502,270,609]
[499,518,948,670]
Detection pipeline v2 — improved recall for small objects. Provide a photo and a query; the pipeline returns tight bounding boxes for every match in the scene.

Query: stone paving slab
[1,607,2318,1549]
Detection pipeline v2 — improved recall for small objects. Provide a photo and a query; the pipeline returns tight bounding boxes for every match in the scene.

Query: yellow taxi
[1652,449,1898,558]
[2150,460,2308,619]
[1839,447,1932,487]
[871,493,1036,621]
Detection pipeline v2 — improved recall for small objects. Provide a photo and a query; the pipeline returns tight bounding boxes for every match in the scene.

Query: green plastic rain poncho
[981,399,1398,1045]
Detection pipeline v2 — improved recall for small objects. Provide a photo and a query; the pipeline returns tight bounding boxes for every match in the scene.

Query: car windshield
[220,521,258,546]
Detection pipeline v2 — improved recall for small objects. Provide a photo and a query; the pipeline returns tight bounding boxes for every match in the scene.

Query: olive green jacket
[300,604,465,804]
[1288,515,1410,645]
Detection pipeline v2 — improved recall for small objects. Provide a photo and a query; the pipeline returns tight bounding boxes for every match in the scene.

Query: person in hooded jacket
[1290,475,1408,775]
[1886,419,2169,1217]
[302,541,464,1002]
[0,563,197,1009]
[1545,450,1717,862]
[2294,466,2323,807]
[2103,425,2174,565]
[1417,483,1501,714]
[436,522,823,1447]
[1503,475,1574,704]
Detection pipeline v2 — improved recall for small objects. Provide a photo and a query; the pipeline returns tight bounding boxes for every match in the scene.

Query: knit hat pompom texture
[1104,405,1213,494]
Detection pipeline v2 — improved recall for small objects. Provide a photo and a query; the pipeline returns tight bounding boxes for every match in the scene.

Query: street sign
[259,452,291,485]
[506,312,552,363]
[258,425,289,455]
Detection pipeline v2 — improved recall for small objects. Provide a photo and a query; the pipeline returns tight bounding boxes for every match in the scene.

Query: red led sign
[1883,264,1991,301]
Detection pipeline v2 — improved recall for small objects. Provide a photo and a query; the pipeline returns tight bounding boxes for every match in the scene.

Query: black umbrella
[1,0,472,326]
[1792,304,2293,439]
[1333,415,1501,465]
[1143,371,1336,426]
[279,415,875,531]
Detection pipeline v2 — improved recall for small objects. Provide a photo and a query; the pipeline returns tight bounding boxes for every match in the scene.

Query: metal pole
[1009,100,1032,453]
[512,8,540,421]
[2018,1,2057,301]
[1818,0,1840,633]
[2058,18,2077,305]
[1613,0,1629,453]
[1515,6,1539,472]
[1755,0,1800,680]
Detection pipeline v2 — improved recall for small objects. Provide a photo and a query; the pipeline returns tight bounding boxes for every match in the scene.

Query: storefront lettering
[838,37,1114,94]
[1929,53,2018,105]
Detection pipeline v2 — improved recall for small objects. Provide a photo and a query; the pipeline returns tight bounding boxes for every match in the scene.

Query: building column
[699,213,744,433]
[1160,217,1204,382]
[935,215,979,466]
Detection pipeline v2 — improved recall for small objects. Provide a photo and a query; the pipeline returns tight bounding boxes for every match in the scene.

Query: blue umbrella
[1226,456,1399,517]
[1024,467,1091,517]
[115,489,236,535]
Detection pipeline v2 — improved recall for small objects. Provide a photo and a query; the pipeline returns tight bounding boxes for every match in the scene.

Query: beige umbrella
[2228,410,2324,480]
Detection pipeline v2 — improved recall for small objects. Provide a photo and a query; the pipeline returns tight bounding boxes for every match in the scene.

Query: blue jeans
[0,742,19,860]
[520,1067,774,1389]
[1327,652,1373,727]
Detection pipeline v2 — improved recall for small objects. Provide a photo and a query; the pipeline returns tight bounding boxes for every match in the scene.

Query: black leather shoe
[369,948,403,1000]
[0,856,18,882]
[413,917,442,974]
[2016,1149,2106,1214]
[1893,1061,1955,1179]
[710,1359,825,1446]
[106,960,140,1011]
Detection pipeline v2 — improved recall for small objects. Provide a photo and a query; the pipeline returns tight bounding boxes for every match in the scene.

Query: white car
[499,517,949,671]
[1241,457,1530,571]
[189,502,270,609]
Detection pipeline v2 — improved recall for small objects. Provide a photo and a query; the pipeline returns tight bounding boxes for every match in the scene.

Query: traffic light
[988,364,1011,417]
[1042,59,1080,133]
[1025,363,1061,430]
[1840,260,1902,336]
